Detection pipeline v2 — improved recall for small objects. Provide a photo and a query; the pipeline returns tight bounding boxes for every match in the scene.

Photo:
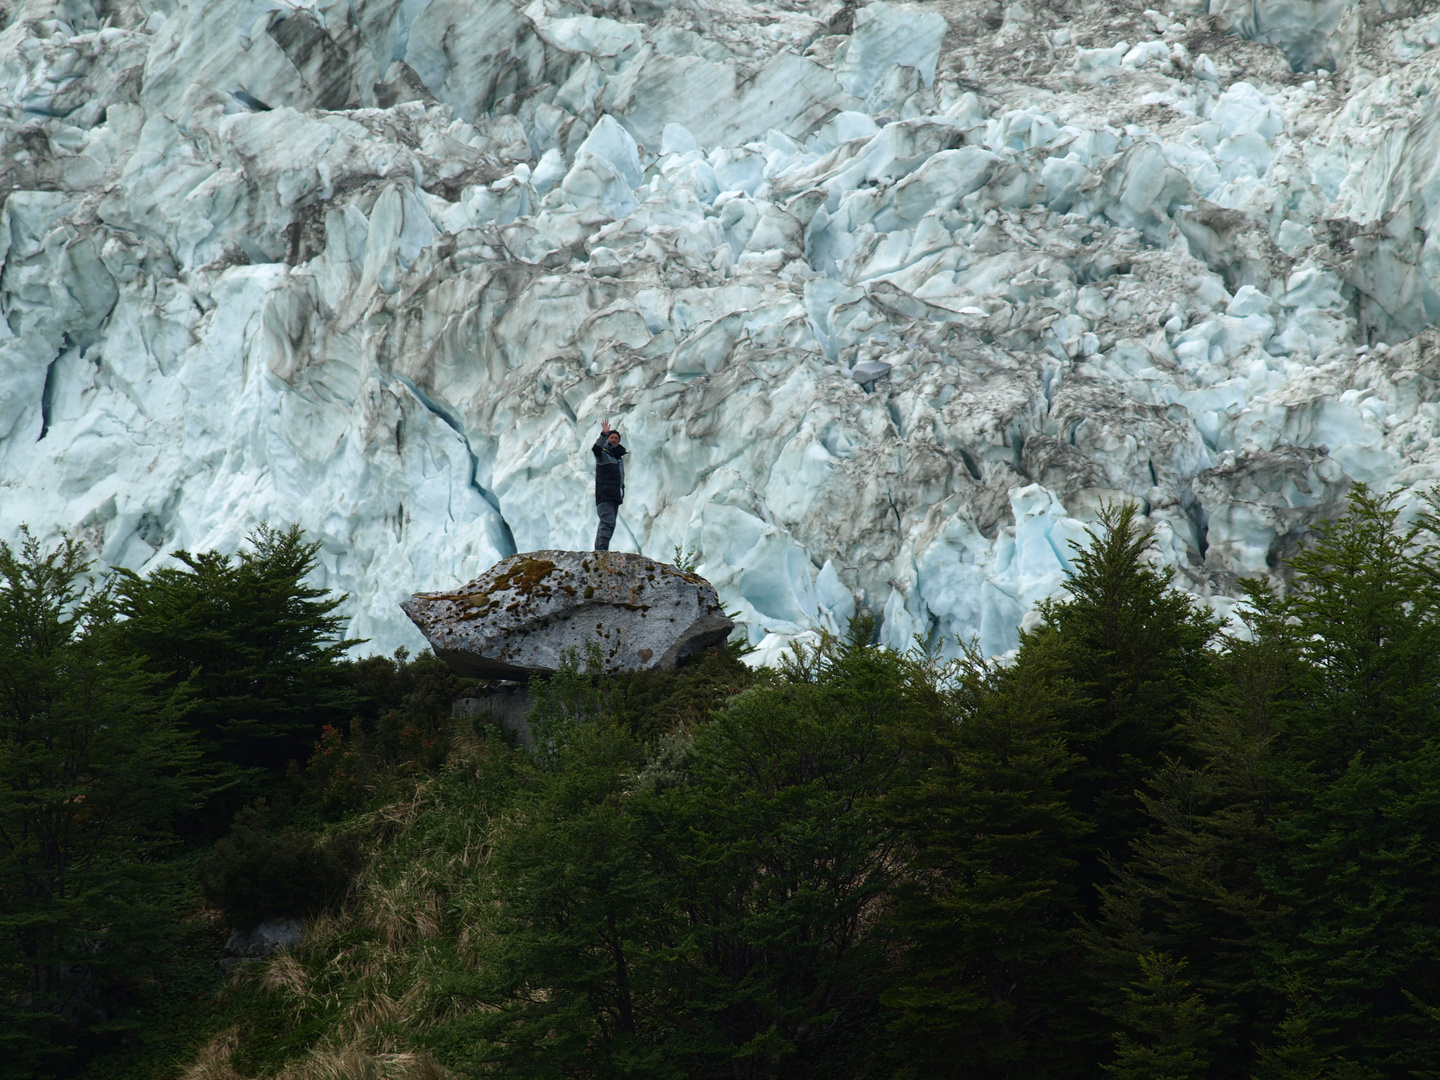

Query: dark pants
[595,501,618,550]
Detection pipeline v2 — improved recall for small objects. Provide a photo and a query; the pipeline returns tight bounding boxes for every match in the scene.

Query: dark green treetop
[0,530,201,1075]
[1022,501,1221,903]
[1249,488,1440,1075]
[113,524,358,830]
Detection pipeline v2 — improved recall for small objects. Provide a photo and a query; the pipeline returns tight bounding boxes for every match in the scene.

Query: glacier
[4,0,1440,663]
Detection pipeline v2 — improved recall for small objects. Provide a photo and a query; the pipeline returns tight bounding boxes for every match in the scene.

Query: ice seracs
[4,0,1440,661]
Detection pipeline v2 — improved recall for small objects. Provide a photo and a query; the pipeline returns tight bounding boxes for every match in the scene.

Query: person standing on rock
[592,419,627,551]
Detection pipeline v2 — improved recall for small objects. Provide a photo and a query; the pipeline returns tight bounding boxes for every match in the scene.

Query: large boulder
[402,551,735,679]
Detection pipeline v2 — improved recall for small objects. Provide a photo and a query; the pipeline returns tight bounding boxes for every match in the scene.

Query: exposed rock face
[222,918,305,970]
[225,918,305,958]
[7,0,1440,662]
[403,551,734,678]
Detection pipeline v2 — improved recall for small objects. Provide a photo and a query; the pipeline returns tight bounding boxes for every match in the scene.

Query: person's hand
[601,419,611,434]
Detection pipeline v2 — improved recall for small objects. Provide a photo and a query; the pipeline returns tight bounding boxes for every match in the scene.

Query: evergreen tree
[114,524,358,828]
[476,716,676,1080]
[0,531,201,1075]
[1253,975,1367,1080]
[650,628,919,1078]
[476,629,917,1080]
[878,643,1088,1079]
[1086,540,1305,1078]
[1254,488,1440,1075]
[1006,503,1221,1067]
[1021,502,1221,904]
[1103,952,1226,1080]
[1088,746,1277,1078]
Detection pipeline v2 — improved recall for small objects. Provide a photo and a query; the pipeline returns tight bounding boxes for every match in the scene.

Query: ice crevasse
[4,0,1440,663]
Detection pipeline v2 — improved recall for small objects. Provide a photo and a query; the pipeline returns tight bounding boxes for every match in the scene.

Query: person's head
[608,431,621,447]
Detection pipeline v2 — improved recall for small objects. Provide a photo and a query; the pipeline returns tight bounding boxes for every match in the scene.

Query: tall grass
[176,730,516,1079]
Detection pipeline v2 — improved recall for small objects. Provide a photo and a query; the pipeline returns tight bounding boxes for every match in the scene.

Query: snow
[5,0,1440,661]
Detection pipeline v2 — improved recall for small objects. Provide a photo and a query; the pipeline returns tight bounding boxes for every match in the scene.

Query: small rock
[402,551,735,679]
[225,917,304,959]
[851,360,893,384]
[454,684,535,747]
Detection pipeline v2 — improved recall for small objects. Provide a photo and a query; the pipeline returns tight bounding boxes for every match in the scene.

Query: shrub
[343,647,466,767]
[198,802,364,928]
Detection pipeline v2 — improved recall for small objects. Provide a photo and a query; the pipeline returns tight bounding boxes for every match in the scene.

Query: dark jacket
[593,432,627,504]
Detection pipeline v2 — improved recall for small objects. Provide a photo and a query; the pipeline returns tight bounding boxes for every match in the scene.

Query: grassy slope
[86,649,757,1080]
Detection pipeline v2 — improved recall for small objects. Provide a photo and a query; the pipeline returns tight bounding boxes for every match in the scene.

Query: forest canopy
[2,489,1439,1080]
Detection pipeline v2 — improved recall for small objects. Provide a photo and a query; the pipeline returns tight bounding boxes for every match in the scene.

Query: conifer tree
[1088,742,1278,1077]
[0,531,200,1075]
[1253,976,1366,1080]
[1001,503,1222,1068]
[114,524,357,828]
[1103,952,1225,1080]
[879,644,1088,1079]
[476,629,917,1080]
[476,717,674,1080]
[1022,502,1220,903]
[1085,533,1310,1077]
[1253,487,1440,1075]
[651,628,919,1078]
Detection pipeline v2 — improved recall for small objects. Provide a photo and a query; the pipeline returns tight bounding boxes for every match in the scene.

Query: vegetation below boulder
[6,490,1440,1079]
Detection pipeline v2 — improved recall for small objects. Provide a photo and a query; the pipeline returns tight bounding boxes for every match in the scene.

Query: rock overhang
[402,550,735,679]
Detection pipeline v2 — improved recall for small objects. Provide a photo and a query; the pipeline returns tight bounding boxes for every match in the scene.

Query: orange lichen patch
[488,556,558,597]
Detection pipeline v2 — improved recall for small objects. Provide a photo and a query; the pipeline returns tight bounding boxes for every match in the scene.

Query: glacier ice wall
[5,0,1440,661]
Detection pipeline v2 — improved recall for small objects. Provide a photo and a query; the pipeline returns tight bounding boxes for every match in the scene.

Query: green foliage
[651,629,917,1077]
[477,626,916,1079]
[1102,952,1225,1080]
[114,524,359,830]
[1025,502,1220,893]
[1268,486,1440,771]
[611,643,762,741]
[1001,502,1224,1066]
[524,640,761,750]
[476,718,673,1078]
[1085,557,1297,1074]
[1088,745,1278,1076]
[524,641,618,758]
[1254,975,1370,1080]
[879,642,1087,1078]
[0,530,202,1076]
[1248,488,1440,1074]
[344,647,471,762]
[305,648,477,814]
[197,800,364,927]
[130,730,522,1080]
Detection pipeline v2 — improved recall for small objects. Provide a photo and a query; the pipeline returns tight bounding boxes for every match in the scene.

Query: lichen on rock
[402,550,734,679]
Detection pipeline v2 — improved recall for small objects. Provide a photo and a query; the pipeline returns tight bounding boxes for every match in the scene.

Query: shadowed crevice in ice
[393,375,518,558]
